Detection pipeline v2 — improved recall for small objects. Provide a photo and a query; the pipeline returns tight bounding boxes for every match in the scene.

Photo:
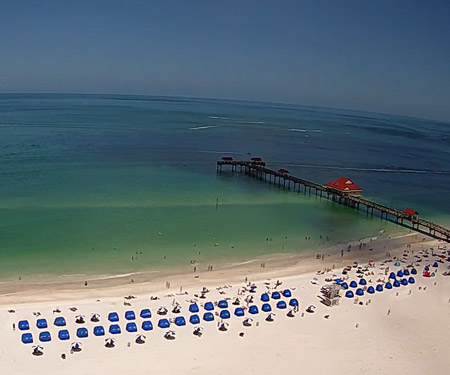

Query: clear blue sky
[1,0,449,121]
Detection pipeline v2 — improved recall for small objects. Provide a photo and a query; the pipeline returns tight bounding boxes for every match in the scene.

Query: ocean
[0,93,449,281]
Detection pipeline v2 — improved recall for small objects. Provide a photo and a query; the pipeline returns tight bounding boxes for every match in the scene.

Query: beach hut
[204,302,214,311]
[36,319,47,329]
[39,331,51,342]
[189,303,199,313]
[408,277,415,284]
[345,290,354,298]
[140,309,151,319]
[340,282,349,290]
[359,278,367,286]
[261,293,270,302]
[126,322,138,332]
[401,278,408,286]
[203,312,214,322]
[220,310,231,320]
[234,307,245,317]
[271,291,281,300]
[282,289,292,298]
[19,320,30,331]
[108,312,119,322]
[189,315,200,325]
[142,321,154,331]
[397,270,404,278]
[218,300,228,309]
[249,305,259,314]
[175,317,186,326]
[94,326,105,336]
[77,328,88,338]
[277,301,287,309]
[367,286,375,294]
[289,298,299,307]
[58,330,70,341]
[54,317,66,327]
[125,311,136,320]
[376,284,384,292]
[21,333,33,344]
[389,272,396,280]
[403,269,410,276]
[356,288,364,296]
[262,303,272,312]
[158,319,170,329]
[385,282,393,289]
[411,268,417,275]
[109,324,121,334]
[349,281,358,288]
[393,280,401,288]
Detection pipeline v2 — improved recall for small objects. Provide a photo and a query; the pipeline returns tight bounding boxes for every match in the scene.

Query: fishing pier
[217,158,450,243]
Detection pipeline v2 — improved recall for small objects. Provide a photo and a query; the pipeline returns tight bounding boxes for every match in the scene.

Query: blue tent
[350,281,358,288]
[220,310,231,319]
[340,282,349,290]
[39,331,51,342]
[289,298,299,307]
[204,302,214,311]
[359,278,367,286]
[393,280,401,288]
[401,278,408,286]
[425,265,430,271]
[385,282,393,289]
[249,305,259,314]
[397,270,404,278]
[109,324,121,334]
[77,327,88,338]
[411,268,417,275]
[367,286,375,294]
[189,303,199,313]
[334,278,343,284]
[54,317,66,327]
[21,333,33,344]
[262,303,272,312]
[277,301,287,309]
[140,309,151,318]
[126,322,138,332]
[203,312,214,322]
[158,319,170,328]
[403,269,410,276]
[94,326,105,336]
[345,290,354,298]
[408,277,415,284]
[282,289,292,298]
[271,291,281,300]
[356,288,364,296]
[125,311,136,320]
[234,307,245,317]
[108,312,119,322]
[261,293,270,302]
[142,321,153,331]
[218,300,228,309]
[18,320,29,331]
[433,262,439,268]
[389,272,396,279]
[58,329,70,341]
[175,317,186,326]
[376,284,384,292]
[36,319,47,329]
[189,315,200,325]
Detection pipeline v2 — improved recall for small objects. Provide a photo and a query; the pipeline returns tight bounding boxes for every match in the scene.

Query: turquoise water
[0,94,449,280]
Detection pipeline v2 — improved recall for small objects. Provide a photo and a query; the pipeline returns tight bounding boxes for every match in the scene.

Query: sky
[0,0,449,122]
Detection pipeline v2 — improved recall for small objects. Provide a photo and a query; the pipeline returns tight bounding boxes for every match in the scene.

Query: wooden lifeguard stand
[321,284,341,307]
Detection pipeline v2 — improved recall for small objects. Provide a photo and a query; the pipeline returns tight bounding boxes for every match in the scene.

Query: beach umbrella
[359,278,367,286]
[189,303,199,313]
[385,282,393,289]
[175,317,186,326]
[109,324,121,334]
[58,330,70,341]
[32,345,44,356]
[411,268,417,275]
[36,319,48,329]
[433,262,439,268]
[203,312,214,322]
[394,261,401,266]
[19,320,30,331]
[140,309,151,319]
[232,297,241,305]
[158,319,170,329]
[350,281,358,288]
[287,309,296,318]
[234,307,245,317]
[105,338,115,348]
[397,270,403,278]
[367,286,375,294]
[334,278,343,284]
[424,265,430,271]
[90,313,100,322]
[71,342,82,352]
[276,301,287,309]
[356,288,364,296]
[260,293,270,302]
[289,298,299,307]
[172,304,181,314]
[164,330,176,340]
[306,305,316,313]
[245,295,254,304]
[136,334,146,344]
[243,317,253,327]
[403,269,410,276]
[262,303,272,312]
[389,272,396,280]
[408,277,415,284]
[75,315,85,324]
[249,285,257,293]
[266,313,276,322]
[271,291,281,300]
[54,317,66,327]
[21,333,33,344]
[220,310,231,320]
[393,280,401,288]
[157,307,168,315]
[39,331,51,342]
[193,327,203,337]
[218,322,229,331]
[218,300,228,309]
[189,315,200,325]
[249,305,259,314]
[345,290,354,298]
[142,321,154,331]
[401,278,408,286]
[108,312,119,322]
[282,289,292,298]
[376,284,384,292]
[125,311,136,320]
[126,322,138,332]
[204,302,214,311]
[340,282,349,290]
[76,328,88,338]
[93,326,105,336]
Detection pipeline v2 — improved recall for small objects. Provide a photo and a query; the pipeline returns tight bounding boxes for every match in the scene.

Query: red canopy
[404,208,418,215]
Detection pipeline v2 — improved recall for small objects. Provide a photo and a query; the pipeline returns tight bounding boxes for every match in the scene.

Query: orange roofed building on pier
[325,177,362,197]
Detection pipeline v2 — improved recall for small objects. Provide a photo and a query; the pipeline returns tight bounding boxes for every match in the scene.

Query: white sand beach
[1,234,450,375]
